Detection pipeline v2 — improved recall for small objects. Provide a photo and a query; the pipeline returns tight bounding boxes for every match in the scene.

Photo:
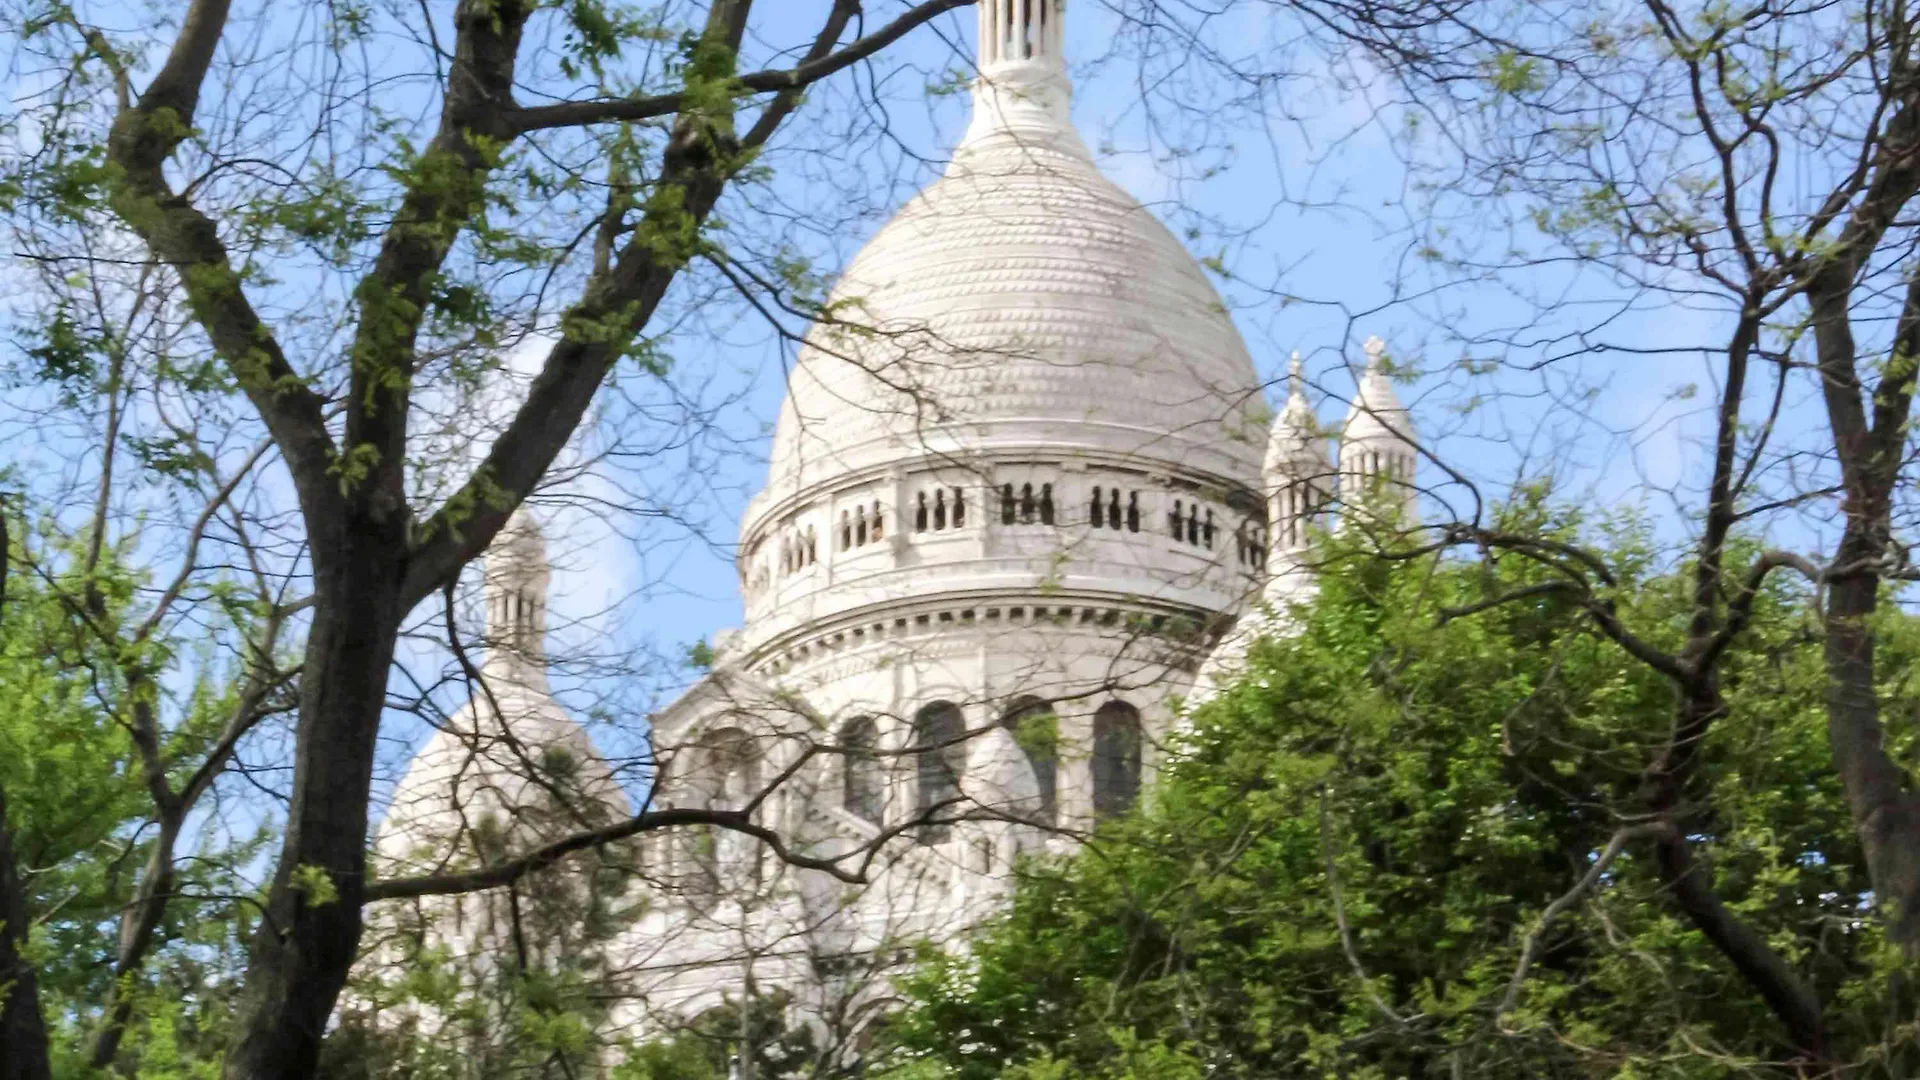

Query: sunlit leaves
[1485,51,1544,97]
[554,0,669,83]
[881,499,1911,1077]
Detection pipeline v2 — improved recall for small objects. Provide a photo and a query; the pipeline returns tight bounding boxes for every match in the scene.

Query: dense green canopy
[879,509,1918,1078]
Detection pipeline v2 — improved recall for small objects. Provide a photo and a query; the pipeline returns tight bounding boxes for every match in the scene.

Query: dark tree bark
[1800,99,1920,959]
[224,517,410,1076]
[0,787,52,1080]
[0,510,53,1080]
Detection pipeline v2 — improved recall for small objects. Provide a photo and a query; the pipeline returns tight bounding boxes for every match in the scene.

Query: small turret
[1264,353,1331,560]
[483,509,550,687]
[1338,336,1419,525]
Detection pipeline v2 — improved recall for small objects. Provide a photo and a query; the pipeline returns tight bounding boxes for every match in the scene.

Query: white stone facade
[374,0,1422,1063]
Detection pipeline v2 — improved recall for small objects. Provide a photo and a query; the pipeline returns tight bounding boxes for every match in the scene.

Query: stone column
[1051,700,1095,833]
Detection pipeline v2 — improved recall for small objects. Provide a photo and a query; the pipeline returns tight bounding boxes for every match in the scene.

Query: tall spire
[1280,353,1312,430]
[1339,335,1420,525]
[1265,352,1329,558]
[960,0,1086,156]
[483,509,551,688]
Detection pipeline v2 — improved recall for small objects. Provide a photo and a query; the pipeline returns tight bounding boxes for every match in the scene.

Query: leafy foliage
[881,509,1918,1077]
[612,995,820,1080]
[0,509,270,1076]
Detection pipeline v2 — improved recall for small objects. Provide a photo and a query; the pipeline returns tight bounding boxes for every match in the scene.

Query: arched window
[840,510,852,551]
[915,491,929,532]
[1000,483,1016,524]
[697,727,761,811]
[1019,483,1037,523]
[999,698,1057,825]
[856,506,869,546]
[872,500,885,539]
[1169,499,1184,538]
[683,726,765,904]
[1092,701,1142,818]
[951,488,965,527]
[1126,491,1140,532]
[912,701,966,843]
[1090,485,1104,527]
[840,717,883,825]
[933,488,948,529]
[1039,483,1056,524]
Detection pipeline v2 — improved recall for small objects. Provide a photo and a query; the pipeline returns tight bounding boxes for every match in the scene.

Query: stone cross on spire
[1362,335,1387,370]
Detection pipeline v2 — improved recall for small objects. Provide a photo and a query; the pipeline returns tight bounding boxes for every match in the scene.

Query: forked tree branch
[338,0,538,504]
[101,0,336,516]
[508,0,972,134]
[1650,822,1829,1057]
[397,0,969,607]
[1496,823,1661,1021]
[367,797,935,901]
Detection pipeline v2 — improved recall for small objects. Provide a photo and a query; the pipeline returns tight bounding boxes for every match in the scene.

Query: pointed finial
[1362,335,1387,370]
[1287,351,1304,396]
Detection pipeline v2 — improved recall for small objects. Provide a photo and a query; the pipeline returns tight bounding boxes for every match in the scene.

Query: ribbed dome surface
[762,131,1265,503]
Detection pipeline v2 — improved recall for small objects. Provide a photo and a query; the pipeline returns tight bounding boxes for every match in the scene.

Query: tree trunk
[1800,116,1920,962]
[1824,526,1920,956]
[0,504,50,1080]
[224,516,408,1079]
[0,783,52,1080]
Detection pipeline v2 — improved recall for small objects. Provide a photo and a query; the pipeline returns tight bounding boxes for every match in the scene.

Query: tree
[0,507,52,1080]
[1083,0,1920,1062]
[881,506,1915,1077]
[612,995,821,1080]
[0,195,303,1070]
[0,487,293,1077]
[6,1,976,1073]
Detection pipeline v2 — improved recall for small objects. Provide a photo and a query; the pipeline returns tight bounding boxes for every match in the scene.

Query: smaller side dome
[377,508,627,878]
[490,508,548,572]
[1341,337,1417,447]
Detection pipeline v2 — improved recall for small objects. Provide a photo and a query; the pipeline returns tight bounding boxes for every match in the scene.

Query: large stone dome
[734,3,1268,661]
[759,72,1264,508]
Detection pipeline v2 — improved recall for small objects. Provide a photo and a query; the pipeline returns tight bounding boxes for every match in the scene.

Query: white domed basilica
[375,0,1420,1056]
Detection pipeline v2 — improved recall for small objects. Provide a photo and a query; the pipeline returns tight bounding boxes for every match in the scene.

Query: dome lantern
[962,0,1081,155]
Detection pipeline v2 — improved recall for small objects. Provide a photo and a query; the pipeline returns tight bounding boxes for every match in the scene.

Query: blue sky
[1,0,1839,800]
[518,0,1786,735]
